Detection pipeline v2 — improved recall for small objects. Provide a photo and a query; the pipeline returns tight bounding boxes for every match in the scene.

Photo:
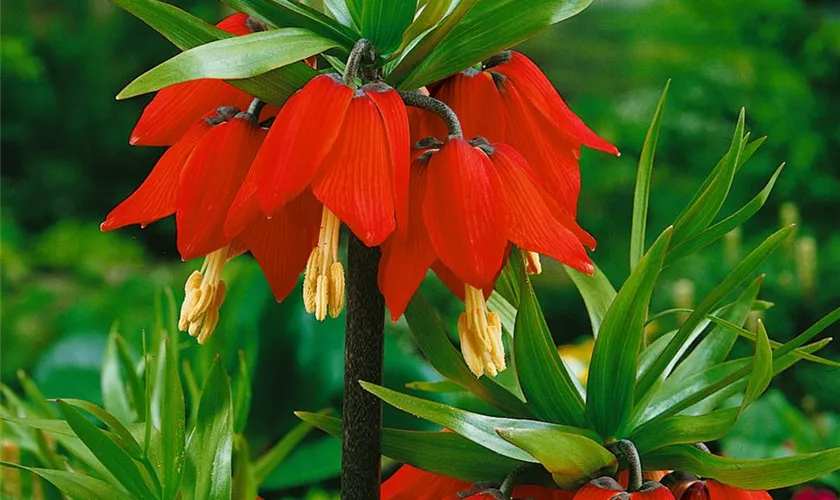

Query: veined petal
[423,138,507,288]
[312,92,396,246]
[224,164,262,239]
[407,106,447,145]
[238,191,321,302]
[381,465,470,500]
[256,74,353,215]
[431,261,496,302]
[433,70,506,142]
[101,115,212,231]
[494,52,618,155]
[216,12,251,36]
[500,81,582,217]
[130,80,252,146]
[491,144,593,275]
[378,163,436,320]
[365,82,411,236]
[573,478,629,500]
[176,115,266,261]
[631,483,676,500]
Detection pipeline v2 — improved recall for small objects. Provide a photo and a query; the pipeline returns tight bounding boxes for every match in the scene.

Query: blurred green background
[2,0,839,497]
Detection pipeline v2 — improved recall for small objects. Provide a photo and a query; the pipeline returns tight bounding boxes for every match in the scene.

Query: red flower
[574,478,675,500]
[422,51,618,217]
[226,74,409,320]
[661,472,771,500]
[103,106,319,343]
[129,13,276,146]
[378,136,595,377]
[381,465,575,500]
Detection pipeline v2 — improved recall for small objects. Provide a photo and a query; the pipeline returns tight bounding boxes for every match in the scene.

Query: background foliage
[2,0,839,498]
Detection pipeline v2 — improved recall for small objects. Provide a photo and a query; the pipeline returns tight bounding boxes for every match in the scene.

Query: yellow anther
[457,285,506,378]
[179,246,228,344]
[525,251,543,275]
[303,206,345,321]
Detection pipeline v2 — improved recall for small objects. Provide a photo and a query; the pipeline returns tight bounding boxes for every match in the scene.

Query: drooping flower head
[226,72,410,321]
[574,477,675,500]
[661,472,772,500]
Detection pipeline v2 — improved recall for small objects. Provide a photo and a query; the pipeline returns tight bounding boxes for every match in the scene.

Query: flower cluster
[380,465,771,500]
[103,15,616,375]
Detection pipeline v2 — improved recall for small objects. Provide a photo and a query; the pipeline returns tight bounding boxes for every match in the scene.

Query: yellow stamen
[457,285,506,378]
[303,206,345,321]
[525,251,543,275]
[179,246,228,344]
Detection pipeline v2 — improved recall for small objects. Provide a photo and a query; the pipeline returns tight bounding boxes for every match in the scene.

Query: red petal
[216,13,251,36]
[238,191,321,302]
[176,115,266,261]
[573,479,628,500]
[130,80,252,146]
[407,106,447,145]
[499,81,583,217]
[433,70,506,142]
[423,137,507,288]
[491,144,593,275]
[378,162,436,320]
[101,116,212,231]
[312,92,396,246]
[365,83,411,236]
[381,465,471,500]
[256,74,354,215]
[706,481,770,500]
[513,485,577,500]
[431,261,494,301]
[631,483,676,500]
[224,163,262,239]
[495,52,618,155]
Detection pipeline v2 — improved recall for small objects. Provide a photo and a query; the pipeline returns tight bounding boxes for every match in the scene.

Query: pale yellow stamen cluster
[525,251,543,275]
[303,206,345,321]
[179,246,228,344]
[458,285,506,378]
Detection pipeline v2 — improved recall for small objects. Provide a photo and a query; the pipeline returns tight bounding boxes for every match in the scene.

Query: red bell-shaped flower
[378,136,595,377]
[661,472,771,500]
[381,465,575,500]
[574,478,675,500]
[427,51,619,217]
[129,13,275,146]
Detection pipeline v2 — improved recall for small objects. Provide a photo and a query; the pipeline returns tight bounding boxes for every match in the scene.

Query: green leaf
[772,305,840,360]
[57,401,158,500]
[671,110,745,247]
[0,417,75,437]
[630,408,740,455]
[118,28,338,99]
[223,0,359,51]
[0,462,136,500]
[185,358,234,500]
[404,379,466,393]
[60,399,144,460]
[151,340,185,500]
[110,0,317,105]
[361,381,598,462]
[116,335,146,422]
[324,0,356,28]
[346,0,417,53]
[515,271,588,427]
[630,80,669,272]
[102,333,135,424]
[404,293,532,417]
[741,321,772,411]
[636,225,794,399]
[564,264,617,337]
[496,428,617,488]
[233,350,252,435]
[587,227,673,438]
[232,436,257,500]
[395,0,593,90]
[666,163,785,263]
[253,419,314,484]
[296,411,527,483]
[17,371,57,419]
[397,0,453,53]
[645,445,840,490]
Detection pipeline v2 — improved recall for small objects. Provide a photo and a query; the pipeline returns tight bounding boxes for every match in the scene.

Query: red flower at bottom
[381,465,575,500]
[661,472,771,500]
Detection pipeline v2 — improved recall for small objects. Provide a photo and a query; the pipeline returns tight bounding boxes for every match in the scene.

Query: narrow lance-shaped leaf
[397,0,454,54]
[253,419,314,484]
[630,408,740,455]
[630,80,669,271]
[296,411,529,483]
[59,399,144,460]
[118,28,338,99]
[151,339,185,500]
[496,428,617,488]
[564,263,617,337]
[102,333,135,423]
[57,401,158,500]
[644,444,840,490]
[0,462,135,500]
[346,0,417,54]
[515,264,589,427]
[361,381,599,462]
[636,225,794,400]
[116,334,146,421]
[741,320,773,411]
[395,0,594,89]
[670,110,745,247]
[666,163,785,263]
[586,227,673,438]
[233,350,252,435]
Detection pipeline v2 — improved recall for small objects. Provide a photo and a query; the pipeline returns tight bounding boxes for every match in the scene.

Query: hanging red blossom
[662,472,772,500]
[574,477,675,500]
